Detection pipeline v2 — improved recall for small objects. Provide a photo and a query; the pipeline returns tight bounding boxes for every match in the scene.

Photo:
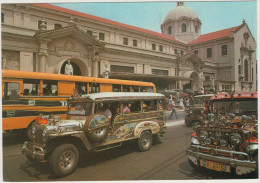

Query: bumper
[186,145,257,175]
[21,141,46,162]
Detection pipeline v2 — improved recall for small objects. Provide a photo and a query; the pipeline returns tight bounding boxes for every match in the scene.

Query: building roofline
[188,22,246,45]
[32,3,185,45]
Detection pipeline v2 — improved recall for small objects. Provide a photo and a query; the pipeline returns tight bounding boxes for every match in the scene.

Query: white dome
[163,5,199,23]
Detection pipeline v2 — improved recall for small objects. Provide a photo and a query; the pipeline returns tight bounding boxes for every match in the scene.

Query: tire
[138,131,153,152]
[188,159,198,169]
[185,118,192,127]
[153,133,162,144]
[50,143,79,177]
[87,127,109,143]
[85,114,109,143]
[253,153,258,177]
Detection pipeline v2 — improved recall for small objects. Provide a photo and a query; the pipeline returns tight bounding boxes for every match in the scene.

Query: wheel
[87,126,109,142]
[138,131,153,152]
[253,153,258,177]
[188,159,198,169]
[85,113,109,142]
[153,133,162,144]
[185,118,192,127]
[50,143,79,177]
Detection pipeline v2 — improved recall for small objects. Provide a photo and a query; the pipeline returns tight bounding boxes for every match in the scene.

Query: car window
[212,101,232,114]
[143,100,157,112]
[230,100,257,114]
[68,102,92,116]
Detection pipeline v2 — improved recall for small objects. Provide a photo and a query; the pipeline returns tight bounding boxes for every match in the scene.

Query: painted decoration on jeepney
[134,121,160,137]
[107,122,137,141]
[113,111,163,124]
[88,114,109,130]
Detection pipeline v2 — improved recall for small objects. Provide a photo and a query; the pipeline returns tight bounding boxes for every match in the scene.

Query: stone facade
[1,3,257,93]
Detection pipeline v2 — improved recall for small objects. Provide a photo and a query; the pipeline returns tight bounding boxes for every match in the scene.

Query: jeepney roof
[70,92,165,102]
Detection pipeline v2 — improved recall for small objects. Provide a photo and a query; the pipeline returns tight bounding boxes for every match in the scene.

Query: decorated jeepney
[185,94,214,127]
[22,92,166,177]
[186,92,258,175]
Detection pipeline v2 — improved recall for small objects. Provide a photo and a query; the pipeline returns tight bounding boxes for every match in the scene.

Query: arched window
[182,23,186,32]
[168,26,172,34]
[244,59,248,81]
[195,25,198,33]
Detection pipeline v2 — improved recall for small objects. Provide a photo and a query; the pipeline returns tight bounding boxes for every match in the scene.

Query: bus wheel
[50,143,79,177]
[138,131,153,152]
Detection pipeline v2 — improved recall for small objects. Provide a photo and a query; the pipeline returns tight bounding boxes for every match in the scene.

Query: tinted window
[23,79,40,96]
[43,80,58,96]
[3,82,19,100]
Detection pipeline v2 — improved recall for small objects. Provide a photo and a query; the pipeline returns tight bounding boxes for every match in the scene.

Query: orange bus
[2,69,156,132]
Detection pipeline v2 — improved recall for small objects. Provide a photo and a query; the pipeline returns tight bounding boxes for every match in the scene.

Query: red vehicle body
[186,92,258,175]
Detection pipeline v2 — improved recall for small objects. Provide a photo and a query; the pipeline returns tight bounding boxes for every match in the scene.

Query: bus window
[75,82,88,95]
[113,84,121,92]
[122,85,130,92]
[132,86,139,92]
[3,82,19,100]
[140,86,147,92]
[147,86,154,93]
[43,80,58,96]
[23,79,40,96]
[89,83,100,93]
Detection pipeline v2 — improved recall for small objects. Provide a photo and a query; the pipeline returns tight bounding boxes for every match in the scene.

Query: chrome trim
[186,145,256,169]
[21,141,45,162]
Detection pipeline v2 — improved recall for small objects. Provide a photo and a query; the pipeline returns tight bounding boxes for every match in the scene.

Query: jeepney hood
[27,119,86,143]
[44,119,86,133]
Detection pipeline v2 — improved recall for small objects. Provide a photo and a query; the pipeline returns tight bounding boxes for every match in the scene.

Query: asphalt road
[2,110,258,181]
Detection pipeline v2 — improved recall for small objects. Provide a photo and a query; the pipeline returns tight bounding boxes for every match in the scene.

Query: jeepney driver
[98,103,112,122]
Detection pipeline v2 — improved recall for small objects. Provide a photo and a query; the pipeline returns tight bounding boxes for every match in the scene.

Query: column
[39,41,48,73]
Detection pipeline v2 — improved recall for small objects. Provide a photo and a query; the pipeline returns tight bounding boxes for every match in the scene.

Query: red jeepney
[186,92,258,175]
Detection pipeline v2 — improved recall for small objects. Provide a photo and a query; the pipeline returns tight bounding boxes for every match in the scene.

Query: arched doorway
[183,71,199,91]
[60,60,81,76]
[55,58,89,76]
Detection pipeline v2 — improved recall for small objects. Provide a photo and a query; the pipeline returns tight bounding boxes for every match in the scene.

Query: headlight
[191,136,200,145]
[30,126,37,140]
[203,138,212,145]
[199,130,208,139]
[42,128,47,138]
[230,133,242,145]
[219,139,228,147]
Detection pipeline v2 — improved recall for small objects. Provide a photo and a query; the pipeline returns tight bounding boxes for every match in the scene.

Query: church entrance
[183,71,199,91]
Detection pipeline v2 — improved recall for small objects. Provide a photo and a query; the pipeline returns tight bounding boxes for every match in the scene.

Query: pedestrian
[168,97,179,119]
[185,97,190,108]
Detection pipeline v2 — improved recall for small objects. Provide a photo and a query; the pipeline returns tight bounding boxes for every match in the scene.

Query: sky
[50,0,257,39]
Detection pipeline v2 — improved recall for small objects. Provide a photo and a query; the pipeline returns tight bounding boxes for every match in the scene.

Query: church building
[1,2,257,93]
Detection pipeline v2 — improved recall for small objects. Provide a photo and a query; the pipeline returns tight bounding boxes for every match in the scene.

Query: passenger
[123,104,130,114]
[98,103,112,121]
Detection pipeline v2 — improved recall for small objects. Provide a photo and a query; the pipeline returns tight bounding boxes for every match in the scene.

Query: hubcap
[142,134,151,148]
[59,150,75,169]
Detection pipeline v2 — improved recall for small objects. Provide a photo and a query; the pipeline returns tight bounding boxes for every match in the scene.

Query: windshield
[212,99,257,115]
[230,100,257,115]
[194,97,205,105]
[68,102,92,116]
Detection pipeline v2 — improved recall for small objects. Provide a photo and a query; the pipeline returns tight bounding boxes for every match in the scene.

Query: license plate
[202,160,222,172]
